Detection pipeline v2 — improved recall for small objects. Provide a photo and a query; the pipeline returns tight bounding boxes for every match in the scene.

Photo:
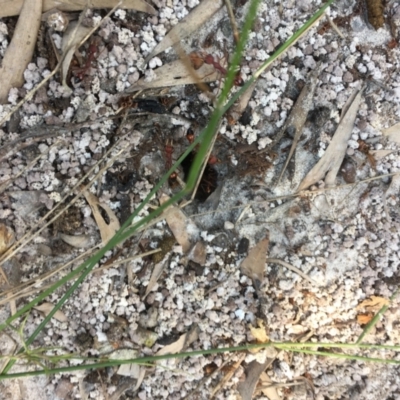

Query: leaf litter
[0,0,400,399]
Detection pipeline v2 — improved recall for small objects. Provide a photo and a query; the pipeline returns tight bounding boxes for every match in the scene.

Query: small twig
[224,0,240,44]
[327,14,344,38]
[266,258,320,286]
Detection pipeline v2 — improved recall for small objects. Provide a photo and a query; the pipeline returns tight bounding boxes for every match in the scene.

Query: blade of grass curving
[2,341,400,380]
[0,0,336,376]
[356,287,400,344]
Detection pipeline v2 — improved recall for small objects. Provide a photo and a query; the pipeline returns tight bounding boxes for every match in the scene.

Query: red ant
[164,139,178,181]
[71,39,102,81]
[190,52,243,87]
[203,54,243,86]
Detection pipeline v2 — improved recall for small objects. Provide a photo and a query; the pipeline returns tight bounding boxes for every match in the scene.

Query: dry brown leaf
[237,359,277,400]
[187,241,207,265]
[298,87,364,191]
[240,234,269,287]
[370,149,394,159]
[248,319,269,354]
[0,224,15,255]
[382,122,400,144]
[145,0,223,62]
[144,259,167,299]
[356,296,389,311]
[83,190,120,245]
[156,325,200,356]
[0,0,156,18]
[59,233,94,249]
[61,21,92,88]
[34,302,68,322]
[159,194,199,253]
[275,65,321,185]
[227,81,257,125]
[259,372,282,400]
[125,59,219,93]
[0,0,42,103]
[357,313,374,325]
[249,319,269,343]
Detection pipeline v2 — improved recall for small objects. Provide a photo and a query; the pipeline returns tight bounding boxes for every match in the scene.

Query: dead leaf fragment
[240,234,269,287]
[125,59,219,93]
[187,241,207,265]
[248,319,269,354]
[357,313,374,325]
[160,194,199,253]
[156,325,200,356]
[34,302,68,322]
[356,296,389,311]
[61,21,92,88]
[145,0,223,62]
[0,0,156,18]
[59,233,94,249]
[275,65,321,185]
[237,359,278,400]
[249,319,269,343]
[382,122,400,144]
[144,259,167,299]
[0,0,42,103]
[0,224,15,255]
[298,87,364,191]
[259,372,282,400]
[83,190,120,245]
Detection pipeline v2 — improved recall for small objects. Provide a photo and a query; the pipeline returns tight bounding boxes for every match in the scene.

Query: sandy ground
[0,0,400,399]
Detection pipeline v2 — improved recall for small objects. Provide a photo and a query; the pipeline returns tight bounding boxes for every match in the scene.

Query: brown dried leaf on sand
[0,0,156,18]
[145,0,223,63]
[156,324,200,356]
[160,194,199,253]
[34,302,68,322]
[297,86,364,191]
[125,59,219,92]
[248,319,269,354]
[60,21,92,88]
[0,223,15,255]
[382,122,400,144]
[356,295,389,312]
[83,189,120,246]
[240,234,269,288]
[237,359,280,400]
[227,81,257,125]
[274,65,321,186]
[144,258,167,299]
[0,0,42,103]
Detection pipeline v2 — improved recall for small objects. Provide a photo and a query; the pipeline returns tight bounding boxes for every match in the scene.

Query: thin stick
[224,0,240,44]
[267,258,320,286]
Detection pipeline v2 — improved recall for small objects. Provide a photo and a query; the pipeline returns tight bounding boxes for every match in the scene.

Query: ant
[189,51,244,87]
[71,38,103,81]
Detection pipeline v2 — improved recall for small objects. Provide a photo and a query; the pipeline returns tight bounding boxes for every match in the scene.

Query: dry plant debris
[0,0,400,399]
